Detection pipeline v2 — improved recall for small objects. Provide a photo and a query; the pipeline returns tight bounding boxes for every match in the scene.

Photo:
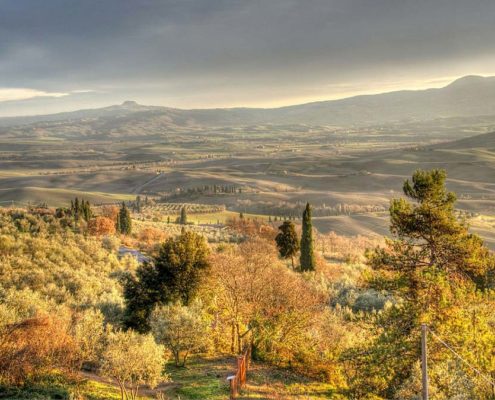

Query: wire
[427,326,495,388]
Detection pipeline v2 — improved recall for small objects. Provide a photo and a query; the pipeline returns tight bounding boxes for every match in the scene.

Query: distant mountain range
[2,75,495,128]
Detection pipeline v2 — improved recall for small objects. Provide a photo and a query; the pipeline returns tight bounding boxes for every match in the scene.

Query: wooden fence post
[227,346,251,399]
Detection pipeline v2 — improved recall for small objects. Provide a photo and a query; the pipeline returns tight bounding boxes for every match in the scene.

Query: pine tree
[275,221,300,269]
[350,169,495,398]
[239,212,244,219]
[300,202,315,271]
[135,195,142,213]
[179,206,188,225]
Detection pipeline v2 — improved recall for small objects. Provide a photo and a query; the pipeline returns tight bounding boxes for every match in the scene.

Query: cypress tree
[179,206,188,225]
[117,202,132,235]
[300,202,315,271]
[82,200,92,221]
[74,197,80,221]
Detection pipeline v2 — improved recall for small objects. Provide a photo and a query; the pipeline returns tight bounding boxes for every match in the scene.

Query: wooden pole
[421,324,429,400]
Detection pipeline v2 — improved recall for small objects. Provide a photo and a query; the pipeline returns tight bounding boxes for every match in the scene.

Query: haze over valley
[2,75,495,246]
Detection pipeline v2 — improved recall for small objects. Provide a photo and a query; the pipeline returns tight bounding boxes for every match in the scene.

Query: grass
[239,363,336,400]
[0,357,340,400]
[165,357,232,399]
[0,373,140,400]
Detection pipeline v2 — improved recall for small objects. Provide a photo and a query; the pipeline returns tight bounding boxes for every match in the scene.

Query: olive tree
[100,330,167,400]
[150,301,210,367]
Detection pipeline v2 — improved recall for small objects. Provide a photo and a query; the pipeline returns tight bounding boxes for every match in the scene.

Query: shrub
[100,330,167,400]
[0,314,78,386]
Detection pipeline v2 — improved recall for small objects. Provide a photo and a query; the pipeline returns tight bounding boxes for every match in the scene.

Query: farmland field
[1,115,495,247]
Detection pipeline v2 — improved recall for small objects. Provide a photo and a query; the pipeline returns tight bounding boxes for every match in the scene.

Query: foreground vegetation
[1,169,495,399]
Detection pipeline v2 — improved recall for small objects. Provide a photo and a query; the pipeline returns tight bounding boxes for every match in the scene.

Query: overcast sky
[1,0,495,116]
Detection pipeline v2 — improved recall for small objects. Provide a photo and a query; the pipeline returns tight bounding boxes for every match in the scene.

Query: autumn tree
[101,204,119,221]
[300,203,315,271]
[0,314,78,385]
[88,216,116,236]
[275,221,300,269]
[210,238,321,358]
[138,227,166,247]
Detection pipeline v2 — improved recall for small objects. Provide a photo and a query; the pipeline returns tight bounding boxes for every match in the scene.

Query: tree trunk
[236,322,242,354]
[231,322,235,353]
[174,350,180,366]
[182,351,190,367]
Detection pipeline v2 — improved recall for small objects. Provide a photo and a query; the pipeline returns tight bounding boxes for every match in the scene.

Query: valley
[1,98,495,247]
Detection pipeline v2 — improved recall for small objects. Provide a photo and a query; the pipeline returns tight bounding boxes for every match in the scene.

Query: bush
[100,330,167,400]
[0,314,78,386]
[88,216,116,236]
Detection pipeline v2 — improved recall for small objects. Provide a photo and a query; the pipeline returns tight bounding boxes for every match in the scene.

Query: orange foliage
[0,315,78,385]
[101,205,119,221]
[138,226,167,246]
[88,216,116,236]
[227,218,277,241]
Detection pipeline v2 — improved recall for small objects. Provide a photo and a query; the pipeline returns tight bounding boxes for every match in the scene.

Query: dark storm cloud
[1,0,495,114]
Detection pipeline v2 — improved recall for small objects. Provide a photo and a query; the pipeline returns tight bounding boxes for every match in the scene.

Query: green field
[1,357,337,400]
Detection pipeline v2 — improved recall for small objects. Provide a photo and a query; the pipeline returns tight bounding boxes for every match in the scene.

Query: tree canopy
[275,221,300,269]
[123,230,210,332]
[349,169,495,398]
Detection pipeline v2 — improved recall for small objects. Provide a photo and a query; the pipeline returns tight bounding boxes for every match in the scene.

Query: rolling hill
[2,75,495,130]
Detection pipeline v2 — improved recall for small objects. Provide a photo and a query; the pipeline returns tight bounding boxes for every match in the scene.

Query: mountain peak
[446,75,487,88]
[121,100,139,107]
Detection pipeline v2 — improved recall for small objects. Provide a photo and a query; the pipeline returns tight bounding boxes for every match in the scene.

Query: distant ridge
[432,130,495,150]
[2,75,495,128]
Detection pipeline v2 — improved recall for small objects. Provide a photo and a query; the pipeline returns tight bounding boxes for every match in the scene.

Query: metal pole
[421,324,429,400]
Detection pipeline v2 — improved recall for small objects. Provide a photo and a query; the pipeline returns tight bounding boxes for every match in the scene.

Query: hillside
[2,75,495,130]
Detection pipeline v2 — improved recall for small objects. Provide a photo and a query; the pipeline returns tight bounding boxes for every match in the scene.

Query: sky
[1,0,495,116]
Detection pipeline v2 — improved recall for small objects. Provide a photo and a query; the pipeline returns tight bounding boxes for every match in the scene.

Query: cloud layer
[2,0,495,115]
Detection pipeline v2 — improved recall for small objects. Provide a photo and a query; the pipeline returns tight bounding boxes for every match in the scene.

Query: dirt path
[81,371,179,397]
[132,172,164,194]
